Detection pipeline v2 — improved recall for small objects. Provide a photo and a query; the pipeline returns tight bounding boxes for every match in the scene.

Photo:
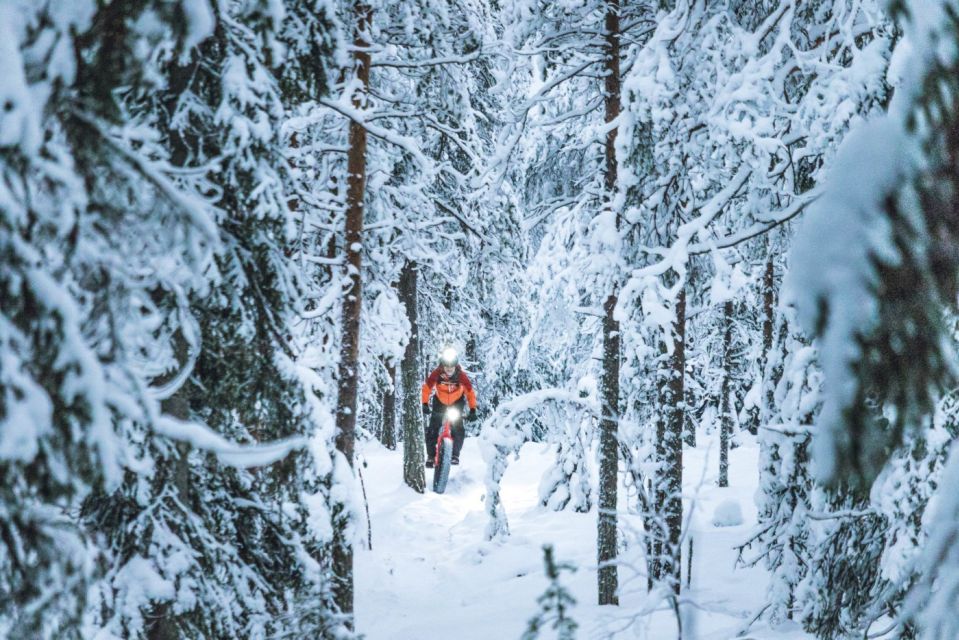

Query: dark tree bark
[148,395,191,640]
[746,246,776,435]
[719,299,733,488]
[399,261,426,492]
[760,250,776,425]
[667,287,686,592]
[597,0,621,608]
[332,0,371,625]
[148,309,193,640]
[381,361,397,449]
[654,285,685,594]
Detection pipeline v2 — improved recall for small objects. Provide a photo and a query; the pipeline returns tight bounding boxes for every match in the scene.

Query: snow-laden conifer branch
[686,190,819,255]
[625,166,752,282]
[70,110,220,244]
[318,97,434,173]
[153,417,308,468]
[372,50,483,68]
[514,58,604,118]
[480,388,599,541]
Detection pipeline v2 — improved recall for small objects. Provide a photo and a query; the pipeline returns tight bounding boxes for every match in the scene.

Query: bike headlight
[445,407,461,422]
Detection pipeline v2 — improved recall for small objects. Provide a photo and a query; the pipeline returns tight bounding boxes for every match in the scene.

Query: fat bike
[431,407,460,493]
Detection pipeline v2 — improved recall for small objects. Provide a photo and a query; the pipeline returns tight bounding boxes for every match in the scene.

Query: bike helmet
[439,347,459,367]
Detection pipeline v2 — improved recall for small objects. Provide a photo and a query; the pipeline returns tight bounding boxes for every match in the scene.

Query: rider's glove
[466,408,478,422]
[422,404,431,417]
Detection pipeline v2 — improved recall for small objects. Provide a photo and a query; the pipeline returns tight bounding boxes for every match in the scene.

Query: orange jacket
[422,366,477,409]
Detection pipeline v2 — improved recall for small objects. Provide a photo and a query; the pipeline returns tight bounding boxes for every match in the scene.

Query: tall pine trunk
[381,361,397,449]
[149,392,191,640]
[746,245,776,435]
[719,299,733,487]
[400,261,426,492]
[654,285,685,593]
[760,250,776,427]
[597,0,621,607]
[333,0,371,624]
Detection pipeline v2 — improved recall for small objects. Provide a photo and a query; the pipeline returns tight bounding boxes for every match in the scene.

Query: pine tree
[330,0,372,623]
[596,0,623,606]
[80,3,344,637]
[739,309,818,626]
[719,300,734,487]
[789,3,959,636]
[0,3,219,636]
[399,261,426,491]
[522,545,579,640]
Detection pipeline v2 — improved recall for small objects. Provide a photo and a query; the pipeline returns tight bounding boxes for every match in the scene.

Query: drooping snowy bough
[479,388,598,541]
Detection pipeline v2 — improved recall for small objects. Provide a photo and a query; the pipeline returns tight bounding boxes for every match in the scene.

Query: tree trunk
[719,299,733,488]
[668,287,686,594]
[760,249,776,426]
[332,0,371,625]
[148,324,192,640]
[381,361,397,449]
[746,245,776,435]
[654,285,685,594]
[148,396,191,640]
[597,0,621,608]
[399,261,426,492]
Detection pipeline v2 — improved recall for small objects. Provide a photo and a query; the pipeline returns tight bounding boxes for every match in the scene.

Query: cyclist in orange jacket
[422,348,477,467]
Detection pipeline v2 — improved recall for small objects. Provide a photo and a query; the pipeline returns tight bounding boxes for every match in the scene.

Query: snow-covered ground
[355,435,812,640]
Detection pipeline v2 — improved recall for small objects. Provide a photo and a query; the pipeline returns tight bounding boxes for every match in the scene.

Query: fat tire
[433,438,453,493]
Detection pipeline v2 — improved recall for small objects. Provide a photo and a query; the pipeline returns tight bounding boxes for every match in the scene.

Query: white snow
[786,117,911,481]
[355,434,812,640]
[153,416,308,467]
[712,499,745,528]
[112,557,175,633]
[180,0,215,52]
[0,327,52,461]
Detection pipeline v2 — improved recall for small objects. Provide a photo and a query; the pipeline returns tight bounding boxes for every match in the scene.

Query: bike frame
[434,411,456,465]
[431,406,459,493]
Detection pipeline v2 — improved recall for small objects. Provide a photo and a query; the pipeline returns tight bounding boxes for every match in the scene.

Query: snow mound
[712,499,744,527]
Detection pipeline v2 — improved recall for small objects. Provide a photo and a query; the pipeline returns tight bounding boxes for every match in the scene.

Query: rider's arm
[421,368,439,405]
[459,371,478,410]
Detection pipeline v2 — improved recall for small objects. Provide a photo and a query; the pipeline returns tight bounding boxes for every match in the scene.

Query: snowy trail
[355,437,813,640]
[356,440,537,640]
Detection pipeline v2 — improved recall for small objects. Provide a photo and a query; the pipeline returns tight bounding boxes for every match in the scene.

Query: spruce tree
[0,3,220,636]
[81,3,343,637]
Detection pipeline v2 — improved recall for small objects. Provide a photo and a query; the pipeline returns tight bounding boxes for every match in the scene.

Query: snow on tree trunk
[654,285,685,593]
[399,261,426,492]
[381,361,397,449]
[719,299,733,488]
[333,0,372,624]
[597,0,621,608]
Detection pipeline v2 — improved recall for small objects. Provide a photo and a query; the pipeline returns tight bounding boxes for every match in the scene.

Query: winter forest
[2,0,959,638]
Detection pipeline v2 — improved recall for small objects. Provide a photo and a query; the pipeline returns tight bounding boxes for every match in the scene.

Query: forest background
[2,0,959,638]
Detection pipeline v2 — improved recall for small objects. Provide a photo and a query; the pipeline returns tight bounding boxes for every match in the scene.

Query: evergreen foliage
[522,545,578,640]
[3,0,959,637]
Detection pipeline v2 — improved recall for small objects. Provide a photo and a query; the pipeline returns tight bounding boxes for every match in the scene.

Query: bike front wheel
[433,437,453,494]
